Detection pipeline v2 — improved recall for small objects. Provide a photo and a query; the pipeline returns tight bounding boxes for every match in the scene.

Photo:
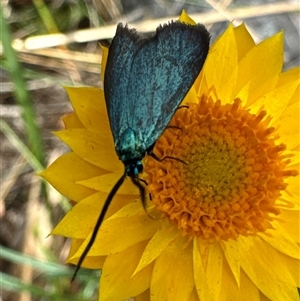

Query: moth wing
[127,22,210,148]
[104,24,141,142]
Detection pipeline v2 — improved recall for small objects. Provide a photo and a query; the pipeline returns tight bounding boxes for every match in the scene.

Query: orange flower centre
[145,94,297,242]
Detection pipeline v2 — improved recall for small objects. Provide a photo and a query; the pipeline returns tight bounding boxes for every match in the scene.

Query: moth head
[125,160,143,177]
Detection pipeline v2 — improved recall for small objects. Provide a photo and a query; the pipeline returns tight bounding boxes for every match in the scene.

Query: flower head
[41,11,300,301]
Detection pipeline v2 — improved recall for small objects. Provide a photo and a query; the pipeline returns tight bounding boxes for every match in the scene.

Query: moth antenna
[71,171,126,282]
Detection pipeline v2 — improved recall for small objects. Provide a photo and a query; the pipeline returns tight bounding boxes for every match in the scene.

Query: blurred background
[0,0,299,300]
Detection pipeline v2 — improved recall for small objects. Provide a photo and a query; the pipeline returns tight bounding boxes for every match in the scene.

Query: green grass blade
[0,245,71,276]
[1,272,54,298]
[0,245,100,279]
[32,0,59,33]
[0,7,45,168]
[0,119,44,172]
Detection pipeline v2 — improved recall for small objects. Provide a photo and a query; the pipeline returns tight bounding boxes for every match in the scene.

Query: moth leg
[151,152,187,165]
[165,125,181,130]
[131,176,155,220]
[130,176,147,210]
[176,105,189,110]
[139,178,152,201]
[165,106,189,131]
[148,148,187,166]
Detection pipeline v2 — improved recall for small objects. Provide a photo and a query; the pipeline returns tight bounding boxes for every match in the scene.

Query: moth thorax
[116,127,145,162]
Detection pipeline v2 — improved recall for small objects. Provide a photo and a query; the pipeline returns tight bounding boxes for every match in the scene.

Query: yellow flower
[41,11,300,301]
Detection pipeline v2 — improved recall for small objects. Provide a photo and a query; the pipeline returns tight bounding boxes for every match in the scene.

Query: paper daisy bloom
[40,12,300,301]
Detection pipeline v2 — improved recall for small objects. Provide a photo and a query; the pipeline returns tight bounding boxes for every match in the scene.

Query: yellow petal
[222,239,241,286]
[236,32,284,106]
[220,256,260,301]
[107,199,147,220]
[279,192,300,211]
[67,238,82,258]
[195,241,223,300]
[235,81,250,105]
[183,83,199,105]
[72,213,159,257]
[281,253,300,286]
[151,238,194,301]
[101,44,109,84]
[278,66,300,88]
[100,241,152,301]
[203,24,238,103]
[283,162,300,203]
[289,82,300,107]
[239,271,260,301]
[179,10,196,25]
[184,72,205,105]
[51,191,133,238]
[233,23,255,61]
[135,289,150,301]
[237,236,299,300]
[279,209,300,244]
[54,129,121,172]
[193,239,207,300]
[251,80,299,126]
[273,98,300,150]
[133,226,178,275]
[77,173,139,195]
[259,220,300,259]
[51,197,99,238]
[188,288,200,301]
[204,243,223,301]
[260,293,273,301]
[66,238,106,268]
[40,152,99,201]
[197,71,209,97]
[62,112,84,129]
[64,86,110,133]
[68,254,105,269]
[280,191,300,211]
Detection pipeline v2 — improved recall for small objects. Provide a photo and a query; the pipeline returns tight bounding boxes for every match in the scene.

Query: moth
[72,20,210,281]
